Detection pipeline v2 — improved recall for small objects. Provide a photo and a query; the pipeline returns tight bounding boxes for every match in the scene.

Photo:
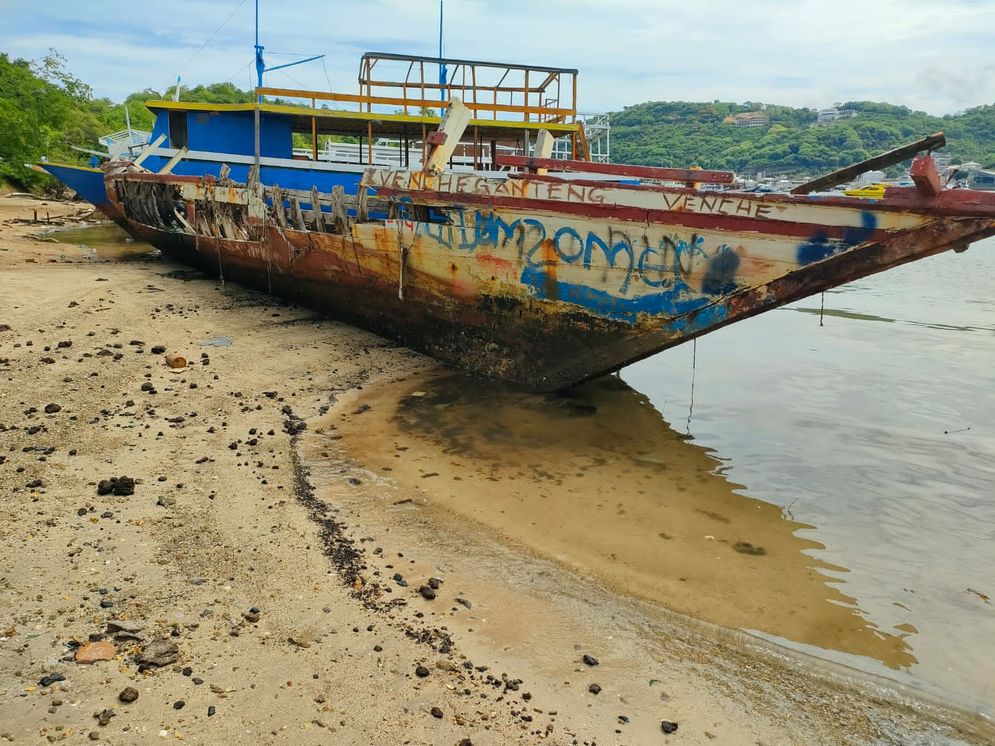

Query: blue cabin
[41,52,587,211]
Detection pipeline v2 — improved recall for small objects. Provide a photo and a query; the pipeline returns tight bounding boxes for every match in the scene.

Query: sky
[2,0,994,115]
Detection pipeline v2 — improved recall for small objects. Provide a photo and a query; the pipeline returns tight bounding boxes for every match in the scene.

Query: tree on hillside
[0,51,92,188]
[162,82,254,105]
[609,99,995,173]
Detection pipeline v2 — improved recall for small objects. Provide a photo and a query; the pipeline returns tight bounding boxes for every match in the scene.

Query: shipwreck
[44,51,995,390]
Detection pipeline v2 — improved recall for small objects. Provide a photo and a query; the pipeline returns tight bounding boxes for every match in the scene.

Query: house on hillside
[723,111,769,127]
[815,106,856,125]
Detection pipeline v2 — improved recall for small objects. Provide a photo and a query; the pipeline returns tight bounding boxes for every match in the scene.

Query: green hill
[608,100,995,175]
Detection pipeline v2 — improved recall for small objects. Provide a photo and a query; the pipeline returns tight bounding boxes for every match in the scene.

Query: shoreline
[322,370,991,716]
[1,194,991,744]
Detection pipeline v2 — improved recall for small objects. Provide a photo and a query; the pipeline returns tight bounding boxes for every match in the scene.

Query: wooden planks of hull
[104,168,995,390]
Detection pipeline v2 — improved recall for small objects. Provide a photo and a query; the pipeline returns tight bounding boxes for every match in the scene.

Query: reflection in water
[623,239,995,712]
[334,371,917,671]
[51,223,158,261]
[792,305,995,333]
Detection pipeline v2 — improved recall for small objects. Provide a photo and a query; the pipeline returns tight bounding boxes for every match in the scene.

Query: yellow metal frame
[356,52,578,124]
[144,54,587,166]
[145,100,579,134]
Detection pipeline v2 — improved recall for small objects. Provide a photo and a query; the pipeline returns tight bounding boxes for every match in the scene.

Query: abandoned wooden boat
[102,100,995,391]
[39,52,591,221]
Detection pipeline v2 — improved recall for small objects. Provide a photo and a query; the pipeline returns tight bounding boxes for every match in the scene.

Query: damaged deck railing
[114,171,395,242]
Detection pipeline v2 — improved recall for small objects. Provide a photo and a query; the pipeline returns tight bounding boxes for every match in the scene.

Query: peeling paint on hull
[105,169,995,391]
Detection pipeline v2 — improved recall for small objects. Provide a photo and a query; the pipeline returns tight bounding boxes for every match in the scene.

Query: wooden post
[423,98,472,174]
[419,60,425,110]
[556,74,561,123]
[254,102,261,170]
[310,186,325,231]
[533,129,554,175]
[910,154,943,196]
[311,102,318,161]
[471,65,478,117]
[524,69,530,123]
[571,74,577,124]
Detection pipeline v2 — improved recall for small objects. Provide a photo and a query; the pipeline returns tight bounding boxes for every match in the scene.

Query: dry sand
[1,194,992,745]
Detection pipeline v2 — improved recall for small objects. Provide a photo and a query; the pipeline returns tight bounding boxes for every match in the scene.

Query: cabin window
[976,175,994,185]
[168,112,189,149]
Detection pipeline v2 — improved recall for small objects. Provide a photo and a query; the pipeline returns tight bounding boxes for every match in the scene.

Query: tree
[0,50,93,188]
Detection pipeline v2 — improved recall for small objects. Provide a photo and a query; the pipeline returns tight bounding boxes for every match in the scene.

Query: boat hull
[104,169,995,391]
[39,163,112,213]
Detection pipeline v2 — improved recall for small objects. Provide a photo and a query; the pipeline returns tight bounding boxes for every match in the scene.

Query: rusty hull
[104,168,995,391]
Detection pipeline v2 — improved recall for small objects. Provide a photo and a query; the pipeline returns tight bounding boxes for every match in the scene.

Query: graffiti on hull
[392,207,787,322]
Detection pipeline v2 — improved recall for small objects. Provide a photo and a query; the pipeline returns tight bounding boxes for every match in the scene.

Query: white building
[816,106,856,125]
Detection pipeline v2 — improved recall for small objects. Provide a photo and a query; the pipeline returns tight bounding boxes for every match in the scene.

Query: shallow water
[334,236,995,714]
[50,223,158,261]
[623,235,995,712]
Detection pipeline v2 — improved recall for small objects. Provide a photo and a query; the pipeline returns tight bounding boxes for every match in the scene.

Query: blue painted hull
[39,164,109,207]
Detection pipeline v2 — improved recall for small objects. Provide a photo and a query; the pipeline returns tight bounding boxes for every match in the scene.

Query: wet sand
[329,371,917,668]
[1,194,992,744]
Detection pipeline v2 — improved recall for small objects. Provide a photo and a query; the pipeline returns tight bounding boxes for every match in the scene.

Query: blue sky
[2,0,994,114]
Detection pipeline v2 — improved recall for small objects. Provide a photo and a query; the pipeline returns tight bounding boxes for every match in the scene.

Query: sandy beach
[1,193,992,745]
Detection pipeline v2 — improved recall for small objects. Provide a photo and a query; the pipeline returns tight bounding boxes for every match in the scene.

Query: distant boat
[843,182,889,199]
[947,163,995,191]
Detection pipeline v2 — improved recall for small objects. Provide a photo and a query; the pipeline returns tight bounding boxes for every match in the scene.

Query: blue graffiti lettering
[477,210,520,247]
[413,210,743,304]
[583,232,634,294]
[553,226,585,263]
[796,210,877,265]
[523,219,547,266]
[673,234,707,278]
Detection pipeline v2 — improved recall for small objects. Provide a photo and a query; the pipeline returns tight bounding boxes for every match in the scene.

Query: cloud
[2,0,993,113]
[916,64,995,110]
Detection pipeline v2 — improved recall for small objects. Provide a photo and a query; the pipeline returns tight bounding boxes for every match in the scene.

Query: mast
[254,0,265,91]
[438,0,447,114]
